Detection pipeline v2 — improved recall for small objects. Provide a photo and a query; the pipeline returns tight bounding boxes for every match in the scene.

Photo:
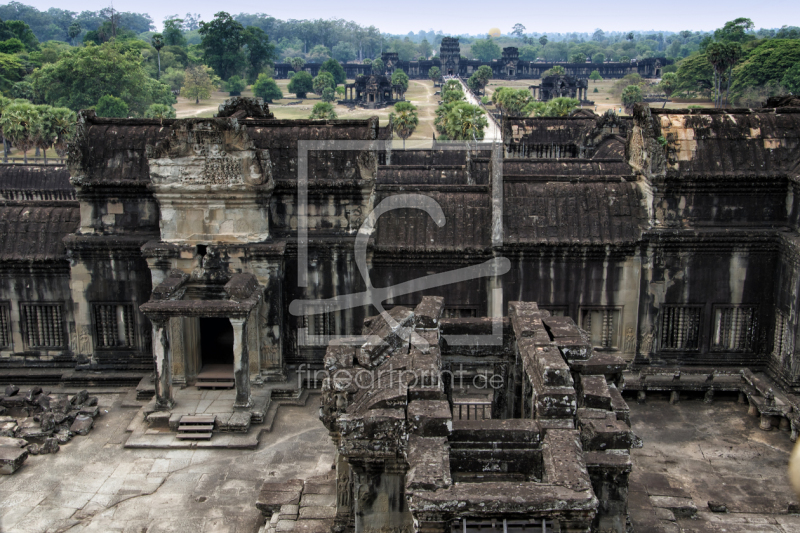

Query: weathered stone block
[3,385,18,397]
[324,343,356,372]
[580,418,633,451]
[406,435,451,491]
[407,400,452,436]
[257,479,303,516]
[71,390,89,406]
[414,296,444,329]
[70,414,93,436]
[649,496,697,518]
[0,436,27,448]
[581,375,612,410]
[535,386,577,419]
[0,446,28,474]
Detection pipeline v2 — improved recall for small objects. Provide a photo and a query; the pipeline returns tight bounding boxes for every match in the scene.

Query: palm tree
[68,22,81,45]
[290,57,306,72]
[0,96,11,163]
[31,105,58,165]
[0,101,39,163]
[49,107,76,160]
[389,102,418,150]
[706,42,726,108]
[152,33,165,80]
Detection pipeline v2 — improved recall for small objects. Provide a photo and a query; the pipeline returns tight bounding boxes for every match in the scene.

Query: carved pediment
[146,119,273,190]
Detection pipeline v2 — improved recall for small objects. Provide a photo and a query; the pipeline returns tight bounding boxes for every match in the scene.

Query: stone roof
[0,206,79,261]
[503,182,645,245]
[372,190,491,252]
[0,165,76,204]
[652,109,800,177]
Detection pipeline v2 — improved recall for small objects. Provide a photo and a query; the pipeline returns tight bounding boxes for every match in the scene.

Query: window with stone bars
[22,303,64,348]
[659,305,702,351]
[300,310,334,346]
[712,306,758,352]
[580,307,621,350]
[93,304,136,349]
[0,304,10,348]
[773,309,792,359]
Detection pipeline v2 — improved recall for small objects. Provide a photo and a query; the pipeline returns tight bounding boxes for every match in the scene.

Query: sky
[15,0,800,35]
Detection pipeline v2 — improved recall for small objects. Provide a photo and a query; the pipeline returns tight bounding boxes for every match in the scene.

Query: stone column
[152,317,174,410]
[230,317,252,409]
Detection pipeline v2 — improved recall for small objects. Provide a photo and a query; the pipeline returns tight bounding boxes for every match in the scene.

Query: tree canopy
[199,12,247,80]
[288,70,313,98]
[390,101,418,149]
[30,42,174,115]
[310,101,336,119]
[253,74,283,102]
[319,58,346,85]
[471,38,501,62]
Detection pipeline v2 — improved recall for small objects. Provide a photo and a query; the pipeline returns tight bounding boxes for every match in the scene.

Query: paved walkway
[0,391,334,533]
[629,397,800,532]
[450,77,502,142]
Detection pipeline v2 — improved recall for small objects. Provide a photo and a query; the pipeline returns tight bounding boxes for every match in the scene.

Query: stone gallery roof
[653,109,800,177]
[503,159,633,180]
[371,190,491,252]
[0,206,79,261]
[504,182,645,245]
[0,165,76,203]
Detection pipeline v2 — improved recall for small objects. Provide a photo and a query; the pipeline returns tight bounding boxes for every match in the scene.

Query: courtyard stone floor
[3,388,800,533]
[0,391,334,533]
[629,394,800,532]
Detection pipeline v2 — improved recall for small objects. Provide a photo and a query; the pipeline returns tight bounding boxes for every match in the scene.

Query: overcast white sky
[14,0,800,35]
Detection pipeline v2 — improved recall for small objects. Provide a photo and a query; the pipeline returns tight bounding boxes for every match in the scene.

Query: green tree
[10,81,35,101]
[320,58,346,85]
[0,38,23,54]
[782,62,800,94]
[530,97,580,117]
[391,70,409,92]
[48,106,75,158]
[389,101,418,149]
[675,53,714,98]
[332,42,356,62]
[542,65,566,77]
[492,87,532,116]
[621,85,643,114]
[471,38,501,62]
[253,73,283,102]
[321,87,336,102]
[371,58,384,75]
[290,57,306,72]
[0,100,37,162]
[67,22,81,45]
[589,70,603,83]
[473,65,493,93]
[288,70,313,98]
[151,33,165,79]
[441,79,465,104]
[163,18,186,48]
[512,23,526,38]
[161,67,185,92]
[620,55,630,63]
[539,35,548,46]
[182,64,215,104]
[592,53,605,64]
[730,39,800,102]
[30,42,174,114]
[659,72,679,101]
[310,101,337,119]
[428,66,441,85]
[442,102,487,141]
[418,39,432,59]
[30,104,58,164]
[144,103,176,119]
[570,52,586,63]
[313,72,336,95]
[243,26,275,83]
[225,75,246,95]
[199,12,246,81]
[96,94,129,118]
[714,18,755,43]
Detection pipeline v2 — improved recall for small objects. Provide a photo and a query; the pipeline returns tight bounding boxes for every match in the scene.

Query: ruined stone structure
[530,75,591,103]
[272,39,671,81]
[339,75,406,109]
[0,95,798,436]
[319,297,635,532]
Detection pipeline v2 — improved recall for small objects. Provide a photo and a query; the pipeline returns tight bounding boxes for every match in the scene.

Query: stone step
[179,415,216,424]
[178,424,214,431]
[175,432,212,440]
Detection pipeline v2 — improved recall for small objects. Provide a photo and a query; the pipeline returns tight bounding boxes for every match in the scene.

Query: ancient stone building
[319,297,635,533]
[530,75,591,103]
[272,39,672,81]
[339,75,406,109]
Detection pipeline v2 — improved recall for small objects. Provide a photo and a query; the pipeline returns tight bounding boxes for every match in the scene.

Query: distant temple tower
[501,47,519,77]
[439,37,460,76]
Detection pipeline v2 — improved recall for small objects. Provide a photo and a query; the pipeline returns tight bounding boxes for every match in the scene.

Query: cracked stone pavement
[0,392,334,533]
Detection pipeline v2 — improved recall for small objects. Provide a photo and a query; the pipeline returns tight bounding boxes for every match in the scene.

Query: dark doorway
[200,317,234,366]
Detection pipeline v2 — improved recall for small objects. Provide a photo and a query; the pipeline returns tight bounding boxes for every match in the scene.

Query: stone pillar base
[637,391,646,403]
[154,398,175,411]
[669,391,680,405]
[760,414,774,431]
[748,403,758,416]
